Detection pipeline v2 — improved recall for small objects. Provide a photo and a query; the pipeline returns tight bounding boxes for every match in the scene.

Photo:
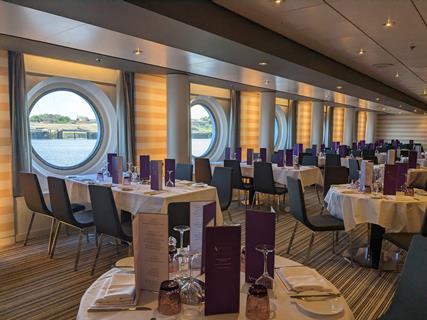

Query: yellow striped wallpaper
[357,111,367,141]
[240,92,260,159]
[0,50,14,247]
[332,107,344,143]
[296,101,312,149]
[134,74,167,163]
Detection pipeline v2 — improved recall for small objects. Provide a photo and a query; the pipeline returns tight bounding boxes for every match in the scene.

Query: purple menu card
[247,148,253,165]
[408,151,418,169]
[311,144,317,156]
[225,147,231,160]
[199,202,216,273]
[339,145,347,158]
[245,210,275,283]
[150,160,163,190]
[107,153,117,175]
[235,147,242,162]
[111,155,123,184]
[352,142,357,150]
[260,148,267,162]
[383,164,397,195]
[205,226,241,316]
[396,163,408,189]
[277,150,285,167]
[164,158,175,187]
[139,155,150,181]
[286,149,293,166]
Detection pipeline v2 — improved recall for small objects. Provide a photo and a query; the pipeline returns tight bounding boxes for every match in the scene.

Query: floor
[0,187,399,320]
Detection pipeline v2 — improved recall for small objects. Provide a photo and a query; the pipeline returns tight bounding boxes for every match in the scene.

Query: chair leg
[287,222,298,254]
[23,212,36,246]
[315,185,322,204]
[50,222,62,259]
[378,239,386,275]
[74,230,84,271]
[349,230,354,267]
[91,233,104,275]
[47,218,56,255]
[115,238,121,258]
[305,233,315,264]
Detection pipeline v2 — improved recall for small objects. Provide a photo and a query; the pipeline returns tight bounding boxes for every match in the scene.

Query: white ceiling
[215,0,427,104]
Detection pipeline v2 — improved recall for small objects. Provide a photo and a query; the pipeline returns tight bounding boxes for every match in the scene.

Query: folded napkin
[95,273,136,306]
[277,267,332,293]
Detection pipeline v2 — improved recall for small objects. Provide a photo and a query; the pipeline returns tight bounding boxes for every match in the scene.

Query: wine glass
[131,166,139,183]
[166,170,175,187]
[172,225,190,280]
[255,244,275,290]
[103,161,110,178]
[180,251,204,305]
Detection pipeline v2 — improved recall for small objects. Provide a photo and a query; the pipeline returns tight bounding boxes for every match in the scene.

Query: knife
[289,293,341,299]
[88,306,152,312]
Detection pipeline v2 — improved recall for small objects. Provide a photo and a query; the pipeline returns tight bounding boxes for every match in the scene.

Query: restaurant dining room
[1,0,427,319]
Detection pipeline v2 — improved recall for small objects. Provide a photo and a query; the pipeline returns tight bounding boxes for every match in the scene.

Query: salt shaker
[158,280,181,316]
[246,284,269,320]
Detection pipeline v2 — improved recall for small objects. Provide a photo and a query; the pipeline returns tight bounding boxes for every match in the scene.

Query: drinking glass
[103,161,110,178]
[166,170,175,187]
[255,244,275,290]
[180,251,204,305]
[172,225,190,280]
[131,166,139,183]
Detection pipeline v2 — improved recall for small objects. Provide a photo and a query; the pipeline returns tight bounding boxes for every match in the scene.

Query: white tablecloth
[325,184,427,233]
[318,157,362,168]
[65,175,223,224]
[407,168,427,188]
[77,256,353,320]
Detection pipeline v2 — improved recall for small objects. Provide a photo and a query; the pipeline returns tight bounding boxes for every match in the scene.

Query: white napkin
[277,267,332,293]
[95,273,136,306]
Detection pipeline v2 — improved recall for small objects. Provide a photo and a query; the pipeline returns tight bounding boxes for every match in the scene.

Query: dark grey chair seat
[383,233,414,251]
[47,203,86,214]
[73,210,95,228]
[308,214,345,231]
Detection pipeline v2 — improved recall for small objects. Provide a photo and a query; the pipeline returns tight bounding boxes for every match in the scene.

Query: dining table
[76,255,354,320]
[65,175,223,225]
[317,156,363,168]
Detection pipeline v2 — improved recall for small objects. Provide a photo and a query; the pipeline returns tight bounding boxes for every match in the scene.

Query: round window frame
[29,88,104,170]
[190,103,217,158]
[27,77,117,176]
[275,105,287,150]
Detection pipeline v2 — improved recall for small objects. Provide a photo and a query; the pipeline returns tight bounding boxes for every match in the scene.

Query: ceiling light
[133,48,142,55]
[358,48,366,55]
[274,0,282,4]
[383,17,395,28]
[336,85,342,90]
[376,97,380,101]
[414,109,417,112]
[395,71,399,78]
[382,107,386,111]
[95,57,103,63]
[421,89,427,96]
[373,63,394,68]
[258,62,268,66]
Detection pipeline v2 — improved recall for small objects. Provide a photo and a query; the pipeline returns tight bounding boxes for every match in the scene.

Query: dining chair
[224,160,254,208]
[298,152,312,165]
[325,149,336,155]
[47,177,94,271]
[210,167,235,224]
[325,154,341,167]
[305,148,313,155]
[323,166,349,199]
[88,185,133,275]
[195,157,212,184]
[351,150,361,157]
[348,159,360,182]
[286,177,347,263]
[19,172,86,254]
[363,155,378,164]
[270,151,279,164]
[301,155,318,167]
[253,162,287,219]
[378,235,427,320]
[168,202,190,248]
[175,163,193,181]
[362,149,375,158]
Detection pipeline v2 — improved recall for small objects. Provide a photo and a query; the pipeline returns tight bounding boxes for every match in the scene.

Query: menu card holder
[164,158,175,187]
[408,151,418,169]
[397,163,408,189]
[260,148,267,162]
[150,160,163,190]
[383,164,397,195]
[140,155,150,181]
[247,148,253,165]
[311,144,317,156]
[286,149,293,166]
[205,226,241,316]
[245,210,275,283]
[225,147,231,160]
[277,150,284,167]
[359,160,373,192]
[235,147,242,162]
[107,153,117,175]
[111,155,123,184]
[386,149,396,164]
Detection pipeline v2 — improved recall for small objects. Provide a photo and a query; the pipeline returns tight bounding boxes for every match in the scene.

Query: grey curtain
[323,106,334,147]
[285,99,297,149]
[8,51,31,197]
[228,89,240,150]
[117,71,135,165]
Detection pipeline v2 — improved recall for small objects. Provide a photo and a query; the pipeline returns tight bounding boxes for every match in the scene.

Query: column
[365,111,377,143]
[167,74,190,163]
[343,108,355,146]
[311,102,324,147]
[259,91,276,160]
[324,106,333,147]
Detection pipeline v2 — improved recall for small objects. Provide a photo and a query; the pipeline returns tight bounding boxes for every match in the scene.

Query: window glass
[274,117,279,146]
[191,104,216,157]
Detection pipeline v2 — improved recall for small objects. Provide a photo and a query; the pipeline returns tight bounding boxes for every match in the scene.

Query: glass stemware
[255,244,275,290]
[131,165,139,183]
[103,161,110,178]
[166,170,175,187]
[172,225,190,280]
[180,251,203,305]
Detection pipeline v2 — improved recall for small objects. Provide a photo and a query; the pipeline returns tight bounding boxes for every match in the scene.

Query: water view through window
[191,104,215,157]
[30,90,101,168]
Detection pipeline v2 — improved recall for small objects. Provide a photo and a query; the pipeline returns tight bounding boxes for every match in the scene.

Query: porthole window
[275,105,287,150]
[29,90,102,169]
[191,103,216,157]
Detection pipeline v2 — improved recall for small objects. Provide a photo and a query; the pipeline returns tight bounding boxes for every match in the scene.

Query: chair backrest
[253,162,275,194]
[363,155,378,164]
[351,150,361,157]
[224,160,243,189]
[420,210,427,236]
[400,150,409,157]
[298,152,311,165]
[287,177,309,226]
[362,149,375,158]
[271,152,279,164]
[88,185,124,239]
[380,235,427,320]
[301,156,318,167]
[168,202,190,247]
[325,149,335,155]
[19,172,51,215]
[195,158,212,184]
[348,159,360,181]
[210,167,233,211]
[323,166,349,198]
[325,154,341,167]
[47,176,76,225]
[305,148,313,155]
[175,163,193,181]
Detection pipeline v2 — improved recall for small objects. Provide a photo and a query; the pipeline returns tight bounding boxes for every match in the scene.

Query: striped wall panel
[240,92,260,159]
[134,74,167,163]
[357,111,367,141]
[376,114,427,147]
[296,101,312,149]
[332,107,344,143]
[0,50,14,247]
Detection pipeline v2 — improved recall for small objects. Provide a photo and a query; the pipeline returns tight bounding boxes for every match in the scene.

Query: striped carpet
[0,187,398,320]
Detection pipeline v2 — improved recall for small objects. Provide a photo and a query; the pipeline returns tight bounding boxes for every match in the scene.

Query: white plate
[295,296,344,316]
[192,183,208,188]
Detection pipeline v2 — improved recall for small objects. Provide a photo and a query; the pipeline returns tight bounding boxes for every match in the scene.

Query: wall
[357,111,367,141]
[0,50,14,247]
[240,92,260,159]
[332,107,344,143]
[376,114,427,146]
[296,101,312,149]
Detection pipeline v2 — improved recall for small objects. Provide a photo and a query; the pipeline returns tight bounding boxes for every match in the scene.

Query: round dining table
[77,256,354,320]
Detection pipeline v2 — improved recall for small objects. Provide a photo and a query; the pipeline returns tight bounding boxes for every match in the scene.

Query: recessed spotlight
[274,0,282,4]
[383,17,395,28]
[399,111,402,114]
[414,109,417,112]
[399,105,402,108]
[376,97,380,101]
[258,62,268,66]
[395,71,400,78]
[95,57,103,63]
[336,85,342,90]
[358,48,366,55]
[133,48,143,55]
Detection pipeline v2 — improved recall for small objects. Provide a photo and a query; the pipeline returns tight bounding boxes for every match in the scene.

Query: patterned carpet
[0,187,398,320]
